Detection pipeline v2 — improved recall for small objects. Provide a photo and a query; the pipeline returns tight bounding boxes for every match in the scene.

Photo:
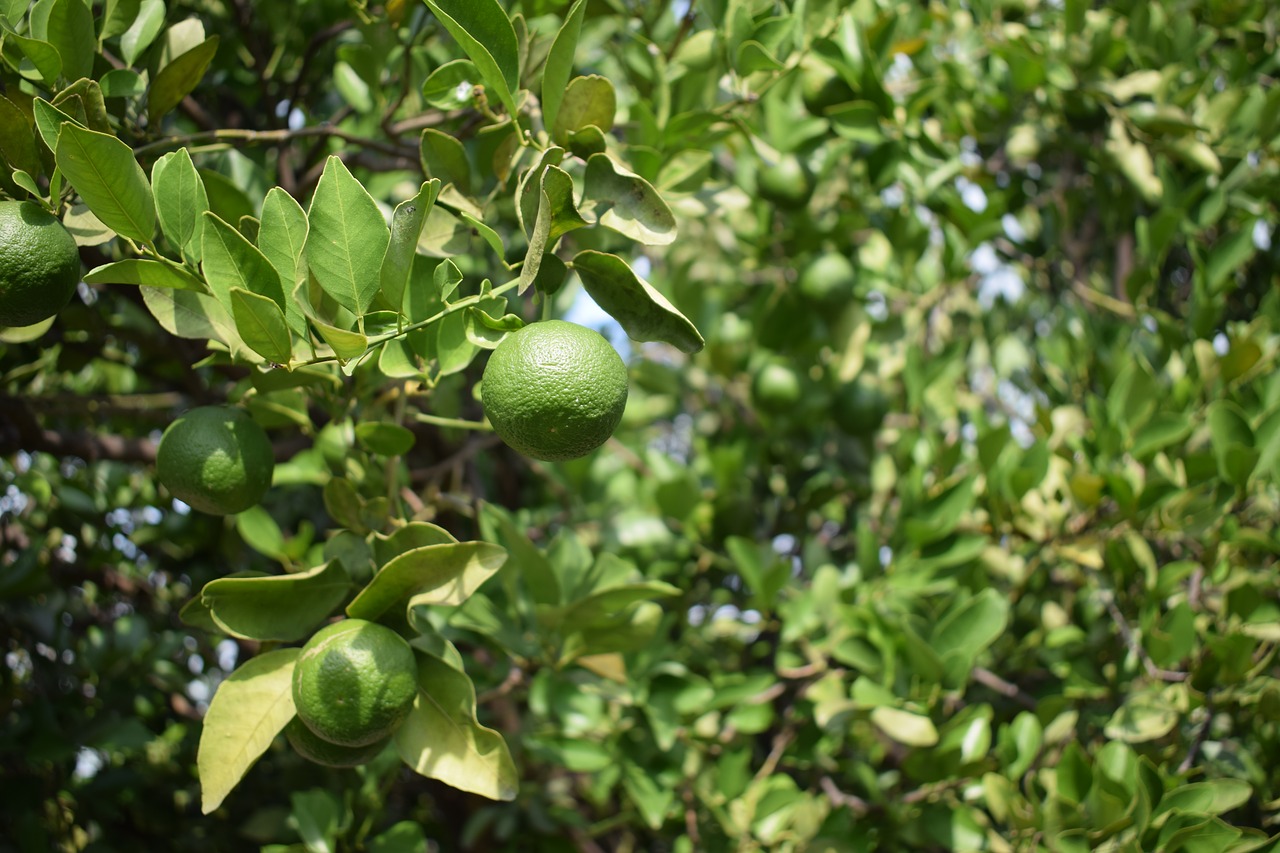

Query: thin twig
[819,776,871,815]
[1178,699,1214,774]
[972,666,1038,710]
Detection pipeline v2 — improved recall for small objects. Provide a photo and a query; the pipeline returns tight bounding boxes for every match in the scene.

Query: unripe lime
[285,717,389,768]
[833,378,889,437]
[155,406,275,515]
[757,156,813,211]
[800,59,856,115]
[292,619,418,748]
[752,363,803,414]
[798,252,856,304]
[0,200,81,328]
[481,320,629,461]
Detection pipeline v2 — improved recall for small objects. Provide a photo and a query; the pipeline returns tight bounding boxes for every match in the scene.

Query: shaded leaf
[148,36,219,124]
[572,250,703,353]
[201,561,349,642]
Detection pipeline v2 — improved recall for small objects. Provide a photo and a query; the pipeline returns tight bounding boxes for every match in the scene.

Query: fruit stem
[411,412,492,431]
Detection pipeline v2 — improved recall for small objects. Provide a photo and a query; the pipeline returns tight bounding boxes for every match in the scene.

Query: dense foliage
[2,0,1278,851]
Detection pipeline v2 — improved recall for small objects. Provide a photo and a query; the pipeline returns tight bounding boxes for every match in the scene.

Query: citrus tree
[2,0,1279,851]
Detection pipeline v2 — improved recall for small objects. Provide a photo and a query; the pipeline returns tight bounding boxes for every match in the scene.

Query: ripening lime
[752,362,803,414]
[0,200,81,328]
[285,717,389,768]
[155,406,275,515]
[798,251,856,304]
[481,320,629,462]
[757,155,813,211]
[292,619,418,749]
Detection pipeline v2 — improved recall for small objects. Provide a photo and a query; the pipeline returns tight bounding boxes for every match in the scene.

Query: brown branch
[0,396,157,464]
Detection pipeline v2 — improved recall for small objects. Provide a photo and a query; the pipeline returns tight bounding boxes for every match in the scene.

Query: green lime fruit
[481,319,629,462]
[155,406,275,515]
[757,155,813,211]
[833,378,889,437]
[0,200,81,328]
[798,251,856,304]
[292,619,418,749]
[800,58,856,115]
[285,717,389,768]
[753,363,803,414]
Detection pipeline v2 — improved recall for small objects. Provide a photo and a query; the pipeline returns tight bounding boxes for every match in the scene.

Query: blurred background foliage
[2,0,1279,850]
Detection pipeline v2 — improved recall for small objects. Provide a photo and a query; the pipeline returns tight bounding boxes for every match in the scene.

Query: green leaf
[367,822,428,853]
[394,637,518,801]
[149,36,219,124]
[346,541,508,620]
[32,97,81,153]
[290,788,341,853]
[623,761,675,830]
[230,287,293,364]
[120,0,164,66]
[540,0,586,135]
[198,648,299,814]
[538,165,588,244]
[53,78,110,133]
[3,29,62,85]
[870,707,939,747]
[572,250,704,353]
[201,561,350,642]
[901,475,977,546]
[559,580,680,627]
[380,180,440,314]
[1156,779,1253,819]
[581,153,676,246]
[42,0,93,81]
[201,213,297,330]
[99,68,146,98]
[258,187,309,292]
[1207,400,1257,487]
[305,156,390,316]
[84,259,205,290]
[552,75,616,146]
[372,522,458,567]
[1131,412,1192,459]
[56,123,156,243]
[828,101,885,144]
[421,0,519,121]
[481,502,559,606]
[933,588,1009,671]
[1204,219,1258,295]
[151,148,209,265]
[419,129,471,195]
[234,505,286,560]
[355,422,416,457]
[1104,689,1180,743]
[421,59,480,110]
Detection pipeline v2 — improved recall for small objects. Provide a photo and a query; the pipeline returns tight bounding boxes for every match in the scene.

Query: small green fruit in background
[757,155,814,211]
